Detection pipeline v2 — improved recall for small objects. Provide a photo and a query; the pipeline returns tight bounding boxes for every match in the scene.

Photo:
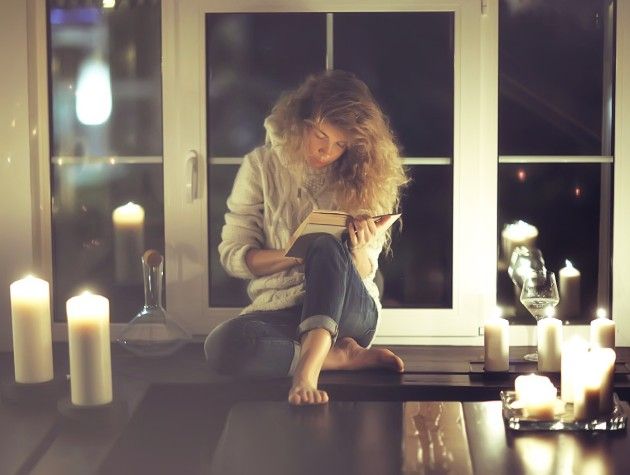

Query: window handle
[185,150,199,202]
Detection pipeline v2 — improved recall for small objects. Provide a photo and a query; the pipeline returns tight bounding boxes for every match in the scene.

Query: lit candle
[537,313,562,372]
[501,220,538,263]
[9,276,54,383]
[590,308,615,349]
[112,202,145,283]
[573,348,616,420]
[557,260,581,320]
[514,374,557,419]
[561,336,589,403]
[66,291,112,406]
[484,308,509,372]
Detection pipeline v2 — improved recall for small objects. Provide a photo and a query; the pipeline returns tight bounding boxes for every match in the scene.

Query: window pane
[499,0,608,155]
[497,163,611,323]
[49,1,164,323]
[206,13,326,157]
[206,13,325,306]
[334,13,454,158]
[381,165,453,308]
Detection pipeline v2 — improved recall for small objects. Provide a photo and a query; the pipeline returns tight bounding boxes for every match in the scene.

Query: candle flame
[596,308,608,319]
[544,306,556,318]
[495,306,503,319]
[565,259,574,268]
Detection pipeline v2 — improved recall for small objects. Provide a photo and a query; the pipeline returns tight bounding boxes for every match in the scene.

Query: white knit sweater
[218,145,385,320]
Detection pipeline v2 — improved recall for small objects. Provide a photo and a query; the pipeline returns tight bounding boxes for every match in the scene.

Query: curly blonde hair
[264,70,409,219]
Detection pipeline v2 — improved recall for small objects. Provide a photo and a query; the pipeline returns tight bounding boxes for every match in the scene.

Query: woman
[204,70,409,405]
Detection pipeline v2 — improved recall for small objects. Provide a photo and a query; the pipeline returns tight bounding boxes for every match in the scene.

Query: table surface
[2,343,630,475]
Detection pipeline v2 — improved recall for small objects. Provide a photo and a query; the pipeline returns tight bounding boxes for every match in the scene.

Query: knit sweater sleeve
[218,151,264,279]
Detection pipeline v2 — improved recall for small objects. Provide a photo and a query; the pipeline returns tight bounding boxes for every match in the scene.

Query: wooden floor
[2,343,630,474]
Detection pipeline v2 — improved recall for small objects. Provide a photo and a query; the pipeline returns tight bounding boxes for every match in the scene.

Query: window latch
[186,150,199,202]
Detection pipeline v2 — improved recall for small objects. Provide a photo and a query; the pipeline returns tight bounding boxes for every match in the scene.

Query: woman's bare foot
[323,337,405,372]
[288,379,330,405]
[289,329,332,406]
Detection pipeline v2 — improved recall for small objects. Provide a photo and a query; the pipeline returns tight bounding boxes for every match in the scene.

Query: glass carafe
[117,250,191,357]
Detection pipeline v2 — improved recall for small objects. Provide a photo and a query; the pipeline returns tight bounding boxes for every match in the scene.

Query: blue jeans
[204,235,378,377]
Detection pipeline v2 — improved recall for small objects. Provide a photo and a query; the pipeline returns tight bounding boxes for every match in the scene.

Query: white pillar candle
[514,374,557,419]
[501,220,538,262]
[66,292,112,406]
[112,202,145,283]
[590,308,615,349]
[9,276,54,383]
[537,317,562,372]
[573,348,617,420]
[557,260,581,320]
[561,336,589,403]
[592,348,616,415]
[484,311,509,372]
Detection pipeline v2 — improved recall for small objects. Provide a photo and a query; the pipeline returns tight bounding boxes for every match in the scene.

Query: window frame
[4,0,628,347]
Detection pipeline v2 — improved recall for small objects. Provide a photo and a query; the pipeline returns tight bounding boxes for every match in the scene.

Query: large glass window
[206,12,454,309]
[48,0,164,322]
[497,0,614,324]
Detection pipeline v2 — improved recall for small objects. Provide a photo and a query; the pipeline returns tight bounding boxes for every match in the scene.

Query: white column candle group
[557,260,581,320]
[113,202,145,283]
[537,316,562,372]
[9,276,54,383]
[484,312,509,372]
[590,308,615,349]
[66,292,113,406]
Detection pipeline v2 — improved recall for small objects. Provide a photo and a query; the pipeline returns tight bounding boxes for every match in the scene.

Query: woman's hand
[347,215,378,252]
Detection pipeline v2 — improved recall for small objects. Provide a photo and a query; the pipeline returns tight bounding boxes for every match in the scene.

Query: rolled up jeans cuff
[297,315,339,343]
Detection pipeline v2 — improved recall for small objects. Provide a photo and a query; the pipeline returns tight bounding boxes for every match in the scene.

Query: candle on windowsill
[590,308,615,349]
[484,308,509,372]
[9,276,54,383]
[112,202,145,283]
[537,308,562,372]
[66,291,112,406]
[501,220,538,263]
[514,374,558,419]
[557,260,581,320]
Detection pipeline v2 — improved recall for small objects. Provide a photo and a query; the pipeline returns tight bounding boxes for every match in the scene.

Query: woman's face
[304,120,349,169]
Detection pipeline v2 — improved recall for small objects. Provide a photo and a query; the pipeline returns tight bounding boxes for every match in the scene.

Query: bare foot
[288,380,329,406]
[323,337,405,372]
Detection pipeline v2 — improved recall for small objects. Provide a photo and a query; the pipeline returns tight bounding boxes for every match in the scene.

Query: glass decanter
[117,249,191,357]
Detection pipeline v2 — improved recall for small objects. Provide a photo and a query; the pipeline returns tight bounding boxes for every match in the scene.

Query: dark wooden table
[2,344,630,474]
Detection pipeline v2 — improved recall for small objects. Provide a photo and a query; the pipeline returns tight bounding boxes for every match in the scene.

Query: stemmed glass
[519,270,560,362]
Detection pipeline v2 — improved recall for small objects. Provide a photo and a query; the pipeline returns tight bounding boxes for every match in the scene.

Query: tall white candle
[66,292,112,406]
[112,202,145,283]
[501,220,538,263]
[557,260,581,320]
[593,348,616,415]
[561,336,589,403]
[573,348,616,420]
[484,316,509,372]
[9,276,54,383]
[590,308,615,349]
[537,316,562,372]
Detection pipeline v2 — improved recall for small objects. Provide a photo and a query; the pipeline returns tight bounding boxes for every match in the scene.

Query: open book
[284,210,401,258]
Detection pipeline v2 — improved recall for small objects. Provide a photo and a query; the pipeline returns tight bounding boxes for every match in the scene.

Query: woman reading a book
[204,70,409,405]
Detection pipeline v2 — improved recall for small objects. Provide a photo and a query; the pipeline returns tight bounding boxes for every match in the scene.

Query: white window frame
[2,0,629,348]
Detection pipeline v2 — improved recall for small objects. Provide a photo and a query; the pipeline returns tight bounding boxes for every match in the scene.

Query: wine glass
[519,271,560,362]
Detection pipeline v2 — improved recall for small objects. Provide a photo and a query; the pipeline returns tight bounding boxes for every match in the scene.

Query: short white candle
[501,220,538,262]
[557,260,581,320]
[561,336,589,403]
[537,315,562,372]
[573,348,616,420]
[112,202,145,283]
[9,276,54,383]
[66,291,112,406]
[484,310,509,372]
[590,308,615,349]
[514,374,557,419]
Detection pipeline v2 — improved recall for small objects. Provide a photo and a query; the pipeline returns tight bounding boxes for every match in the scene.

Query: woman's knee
[306,234,349,262]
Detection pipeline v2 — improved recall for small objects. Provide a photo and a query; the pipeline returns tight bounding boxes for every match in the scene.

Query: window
[48,0,164,322]
[497,0,614,324]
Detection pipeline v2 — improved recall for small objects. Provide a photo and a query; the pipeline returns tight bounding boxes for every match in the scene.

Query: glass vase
[117,250,191,357]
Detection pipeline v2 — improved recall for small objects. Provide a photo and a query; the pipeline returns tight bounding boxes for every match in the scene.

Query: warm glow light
[574,186,582,197]
[596,308,608,319]
[544,306,556,318]
[517,168,526,182]
[75,56,112,126]
[102,0,116,8]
